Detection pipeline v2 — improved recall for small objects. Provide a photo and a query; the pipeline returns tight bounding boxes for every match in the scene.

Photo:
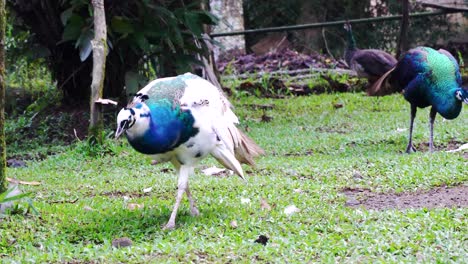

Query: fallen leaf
[254,235,269,245]
[112,237,132,248]
[260,198,271,211]
[333,103,344,109]
[127,203,144,210]
[95,98,118,105]
[241,198,251,204]
[353,171,363,179]
[446,143,468,153]
[83,206,94,211]
[6,178,41,186]
[202,166,231,176]
[230,220,238,228]
[284,205,300,215]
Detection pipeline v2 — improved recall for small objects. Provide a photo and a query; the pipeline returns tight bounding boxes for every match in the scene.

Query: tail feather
[367,66,396,96]
[234,129,265,166]
[211,143,245,180]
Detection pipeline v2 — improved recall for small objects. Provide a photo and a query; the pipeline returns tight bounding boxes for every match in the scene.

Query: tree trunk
[209,0,245,60]
[396,0,409,58]
[89,0,107,145]
[0,0,6,193]
[293,1,324,53]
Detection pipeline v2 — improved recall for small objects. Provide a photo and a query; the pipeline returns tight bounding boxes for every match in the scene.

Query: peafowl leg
[406,104,417,153]
[164,166,192,230]
[429,107,437,152]
[185,184,199,216]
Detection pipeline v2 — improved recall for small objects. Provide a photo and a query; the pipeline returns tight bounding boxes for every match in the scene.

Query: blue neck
[430,87,463,120]
[126,105,199,155]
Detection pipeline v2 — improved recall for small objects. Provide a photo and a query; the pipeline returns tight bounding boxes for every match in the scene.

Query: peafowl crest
[115,73,264,229]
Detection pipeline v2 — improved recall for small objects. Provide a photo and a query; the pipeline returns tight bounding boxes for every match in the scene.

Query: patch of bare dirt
[342,185,468,210]
[100,191,150,198]
[414,139,465,153]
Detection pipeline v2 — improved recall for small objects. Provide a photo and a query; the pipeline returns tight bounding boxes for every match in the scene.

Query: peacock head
[455,88,468,104]
[115,107,137,139]
[343,21,352,32]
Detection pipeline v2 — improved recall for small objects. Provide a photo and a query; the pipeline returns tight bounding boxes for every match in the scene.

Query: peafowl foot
[163,221,176,230]
[190,206,200,217]
[405,144,416,154]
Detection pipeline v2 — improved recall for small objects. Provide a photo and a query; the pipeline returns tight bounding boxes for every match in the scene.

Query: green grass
[1,93,467,263]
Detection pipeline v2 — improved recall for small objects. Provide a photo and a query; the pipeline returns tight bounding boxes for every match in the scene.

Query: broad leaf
[76,29,94,62]
[62,14,85,42]
[184,13,203,36]
[111,16,134,35]
[133,31,150,52]
[60,8,74,26]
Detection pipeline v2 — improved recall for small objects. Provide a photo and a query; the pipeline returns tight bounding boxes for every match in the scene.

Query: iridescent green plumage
[371,46,467,153]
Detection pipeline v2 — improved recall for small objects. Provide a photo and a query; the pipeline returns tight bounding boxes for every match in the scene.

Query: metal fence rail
[210,10,462,38]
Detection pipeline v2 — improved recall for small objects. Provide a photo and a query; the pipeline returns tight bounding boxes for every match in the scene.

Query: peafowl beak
[115,120,128,139]
[455,89,468,104]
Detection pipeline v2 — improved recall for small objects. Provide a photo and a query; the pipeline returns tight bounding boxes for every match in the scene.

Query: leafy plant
[0,186,37,216]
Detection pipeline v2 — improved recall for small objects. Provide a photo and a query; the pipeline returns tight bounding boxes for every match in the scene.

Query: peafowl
[115,73,264,229]
[369,46,468,153]
[344,22,397,94]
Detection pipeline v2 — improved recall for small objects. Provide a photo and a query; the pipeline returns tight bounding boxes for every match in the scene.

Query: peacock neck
[125,105,198,155]
[346,29,357,51]
[344,29,357,65]
[430,87,463,120]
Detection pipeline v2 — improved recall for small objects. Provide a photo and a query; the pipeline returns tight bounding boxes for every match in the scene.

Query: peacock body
[115,73,264,229]
[344,22,397,93]
[370,46,468,152]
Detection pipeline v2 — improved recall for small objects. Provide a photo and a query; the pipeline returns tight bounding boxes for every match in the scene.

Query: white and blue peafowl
[115,73,264,229]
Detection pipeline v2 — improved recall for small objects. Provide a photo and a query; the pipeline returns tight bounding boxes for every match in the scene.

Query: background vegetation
[244,0,458,56]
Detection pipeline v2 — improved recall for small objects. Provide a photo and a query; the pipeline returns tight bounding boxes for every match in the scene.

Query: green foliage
[0,186,37,217]
[74,130,118,157]
[60,0,218,88]
[244,0,457,56]
[5,8,53,94]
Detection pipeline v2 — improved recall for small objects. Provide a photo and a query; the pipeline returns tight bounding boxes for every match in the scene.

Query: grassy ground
[1,92,467,263]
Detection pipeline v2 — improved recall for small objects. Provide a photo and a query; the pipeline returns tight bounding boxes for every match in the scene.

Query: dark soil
[217,49,366,97]
[342,185,468,210]
[217,48,347,74]
[414,139,465,153]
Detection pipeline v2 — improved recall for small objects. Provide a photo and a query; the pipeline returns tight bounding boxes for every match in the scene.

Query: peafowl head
[343,21,357,54]
[115,102,151,138]
[455,88,468,104]
[343,21,352,32]
[115,107,136,139]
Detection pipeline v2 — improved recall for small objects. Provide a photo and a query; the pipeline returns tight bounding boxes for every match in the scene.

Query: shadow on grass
[57,203,218,244]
